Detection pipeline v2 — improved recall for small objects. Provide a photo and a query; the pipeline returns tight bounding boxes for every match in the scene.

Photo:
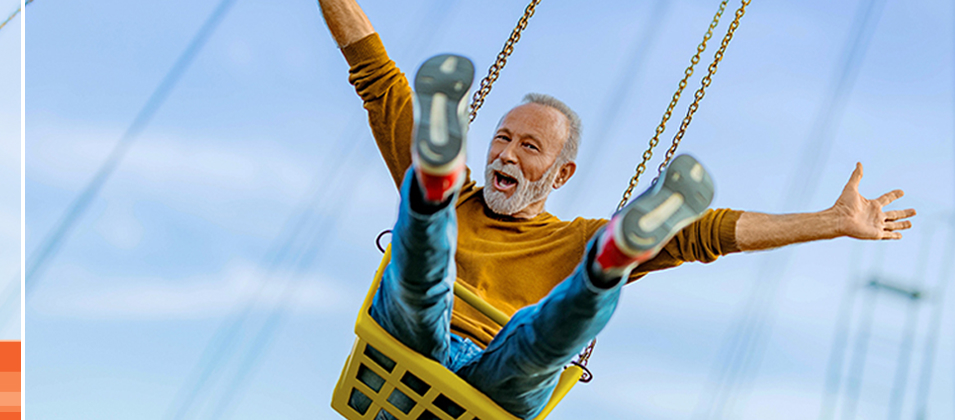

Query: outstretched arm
[318,0,375,48]
[735,162,916,251]
[318,0,416,187]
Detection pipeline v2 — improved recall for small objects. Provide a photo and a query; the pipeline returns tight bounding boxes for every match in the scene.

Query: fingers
[845,162,863,191]
[881,231,903,240]
[885,208,916,221]
[876,189,904,206]
[884,220,912,231]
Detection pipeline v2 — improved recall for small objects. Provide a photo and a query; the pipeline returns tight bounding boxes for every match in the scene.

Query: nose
[498,140,519,165]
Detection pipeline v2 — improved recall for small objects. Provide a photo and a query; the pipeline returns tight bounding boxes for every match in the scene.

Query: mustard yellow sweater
[343,34,741,347]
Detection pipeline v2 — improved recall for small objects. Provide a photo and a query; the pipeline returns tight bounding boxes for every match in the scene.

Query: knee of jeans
[483,314,564,375]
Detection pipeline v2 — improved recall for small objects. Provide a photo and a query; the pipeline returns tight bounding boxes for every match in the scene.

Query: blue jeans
[370,170,624,419]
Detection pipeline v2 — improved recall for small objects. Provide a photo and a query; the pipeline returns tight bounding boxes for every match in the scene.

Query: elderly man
[318,1,916,418]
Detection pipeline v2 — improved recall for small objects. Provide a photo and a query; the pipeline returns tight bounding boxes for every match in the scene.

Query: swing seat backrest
[331,246,583,420]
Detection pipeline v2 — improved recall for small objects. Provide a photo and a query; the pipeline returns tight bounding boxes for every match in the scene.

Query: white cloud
[25,122,342,240]
[28,124,313,200]
[32,262,359,320]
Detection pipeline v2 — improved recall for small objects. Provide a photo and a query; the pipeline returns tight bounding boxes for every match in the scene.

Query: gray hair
[522,93,581,164]
[498,93,582,164]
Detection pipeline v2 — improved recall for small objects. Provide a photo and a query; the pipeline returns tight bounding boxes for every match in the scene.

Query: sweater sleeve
[627,208,743,282]
[341,33,414,188]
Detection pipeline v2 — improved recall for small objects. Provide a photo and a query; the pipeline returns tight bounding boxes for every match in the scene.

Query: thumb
[845,162,863,191]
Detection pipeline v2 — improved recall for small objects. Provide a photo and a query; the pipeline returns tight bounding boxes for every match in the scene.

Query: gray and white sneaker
[595,154,715,272]
[411,53,475,203]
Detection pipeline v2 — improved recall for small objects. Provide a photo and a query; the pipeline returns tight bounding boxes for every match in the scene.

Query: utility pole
[821,275,927,420]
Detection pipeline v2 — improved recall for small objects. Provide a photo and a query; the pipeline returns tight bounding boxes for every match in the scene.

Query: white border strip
[19,0,25,415]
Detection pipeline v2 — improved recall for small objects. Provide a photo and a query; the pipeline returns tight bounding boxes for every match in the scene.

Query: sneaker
[595,154,715,272]
[411,54,475,203]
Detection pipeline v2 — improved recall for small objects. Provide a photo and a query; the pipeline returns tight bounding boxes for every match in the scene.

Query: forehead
[498,103,569,149]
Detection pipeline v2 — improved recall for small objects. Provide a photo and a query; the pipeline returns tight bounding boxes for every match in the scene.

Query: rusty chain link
[617,0,750,211]
[457,0,750,383]
[467,0,542,124]
[653,0,752,181]
[570,338,596,382]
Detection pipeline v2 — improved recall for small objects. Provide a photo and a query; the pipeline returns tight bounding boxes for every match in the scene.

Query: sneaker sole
[617,154,715,258]
[413,54,474,174]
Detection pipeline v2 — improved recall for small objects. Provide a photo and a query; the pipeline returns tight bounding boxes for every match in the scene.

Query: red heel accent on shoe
[595,218,657,272]
[595,219,631,270]
[415,163,464,203]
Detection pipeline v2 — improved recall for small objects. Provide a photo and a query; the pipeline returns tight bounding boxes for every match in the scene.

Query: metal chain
[596,0,749,378]
[570,339,596,382]
[464,0,611,377]
[616,0,750,211]
[467,0,542,124]
[652,0,751,181]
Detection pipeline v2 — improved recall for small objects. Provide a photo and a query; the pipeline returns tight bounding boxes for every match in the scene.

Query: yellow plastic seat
[332,246,583,420]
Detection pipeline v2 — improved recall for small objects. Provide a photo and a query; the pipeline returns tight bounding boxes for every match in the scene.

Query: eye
[522,142,539,151]
[494,135,510,142]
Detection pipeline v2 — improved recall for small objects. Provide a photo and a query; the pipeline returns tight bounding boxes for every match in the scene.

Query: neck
[510,197,547,220]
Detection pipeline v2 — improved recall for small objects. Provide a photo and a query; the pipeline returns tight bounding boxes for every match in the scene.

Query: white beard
[483,158,560,216]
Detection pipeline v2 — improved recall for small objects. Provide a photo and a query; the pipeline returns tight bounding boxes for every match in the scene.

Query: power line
[885,231,934,420]
[204,144,362,420]
[912,220,955,419]
[23,0,238,298]
[562,0,669,211]
[164,1,463,416]
[839,282,878,420]
[899,5,955,418]
[203,0,467,412]
[692,0,889,418]
[0,0,32,33]
[818,243,864,420]
[161,126,366,420]
[0,0,31,338]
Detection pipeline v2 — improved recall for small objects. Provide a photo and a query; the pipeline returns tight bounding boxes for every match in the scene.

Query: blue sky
[21,0,955,419]
[0,0,22,340]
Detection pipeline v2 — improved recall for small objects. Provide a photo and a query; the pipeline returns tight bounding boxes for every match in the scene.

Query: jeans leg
[456,231,624,419]
[369,169,458,365]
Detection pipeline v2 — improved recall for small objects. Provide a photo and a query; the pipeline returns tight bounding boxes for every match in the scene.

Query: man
[318,1,916,418]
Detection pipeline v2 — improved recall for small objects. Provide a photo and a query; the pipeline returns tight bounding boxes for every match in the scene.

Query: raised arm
[318,0,375,48]
[317,0,415,188]
[735,162,915,251]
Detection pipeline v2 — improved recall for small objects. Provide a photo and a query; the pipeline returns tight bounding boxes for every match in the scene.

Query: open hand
[831,163,916,240]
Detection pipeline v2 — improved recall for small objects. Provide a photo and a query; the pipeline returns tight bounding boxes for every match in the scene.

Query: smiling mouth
[493,171,518,191]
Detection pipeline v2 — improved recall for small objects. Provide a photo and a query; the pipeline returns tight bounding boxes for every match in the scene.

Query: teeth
[495,173,516,187]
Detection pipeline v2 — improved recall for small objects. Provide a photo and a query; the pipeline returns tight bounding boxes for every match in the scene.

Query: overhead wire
[0,0,31,333]
[819,229,935,420]
[818,243,865,420]
[0,0,31,33]
[159,127,363,420]
[205,142,365,420]
[161,129,369,420]
[911,13,955,411]
[560,0,669,211]
[203,2,466,414]
[885,229,934,420]
[23,0,238,298]
[840,275,879,420]
[691,0,889,418]
[163,1,463,416]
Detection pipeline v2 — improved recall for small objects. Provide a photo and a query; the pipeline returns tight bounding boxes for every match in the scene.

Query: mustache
[486,159,524,183]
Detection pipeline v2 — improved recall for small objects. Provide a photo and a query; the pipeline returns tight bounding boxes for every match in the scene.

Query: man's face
[483,103,570,216]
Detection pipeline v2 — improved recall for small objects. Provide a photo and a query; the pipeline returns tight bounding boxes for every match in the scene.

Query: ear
[552,161,577,189]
